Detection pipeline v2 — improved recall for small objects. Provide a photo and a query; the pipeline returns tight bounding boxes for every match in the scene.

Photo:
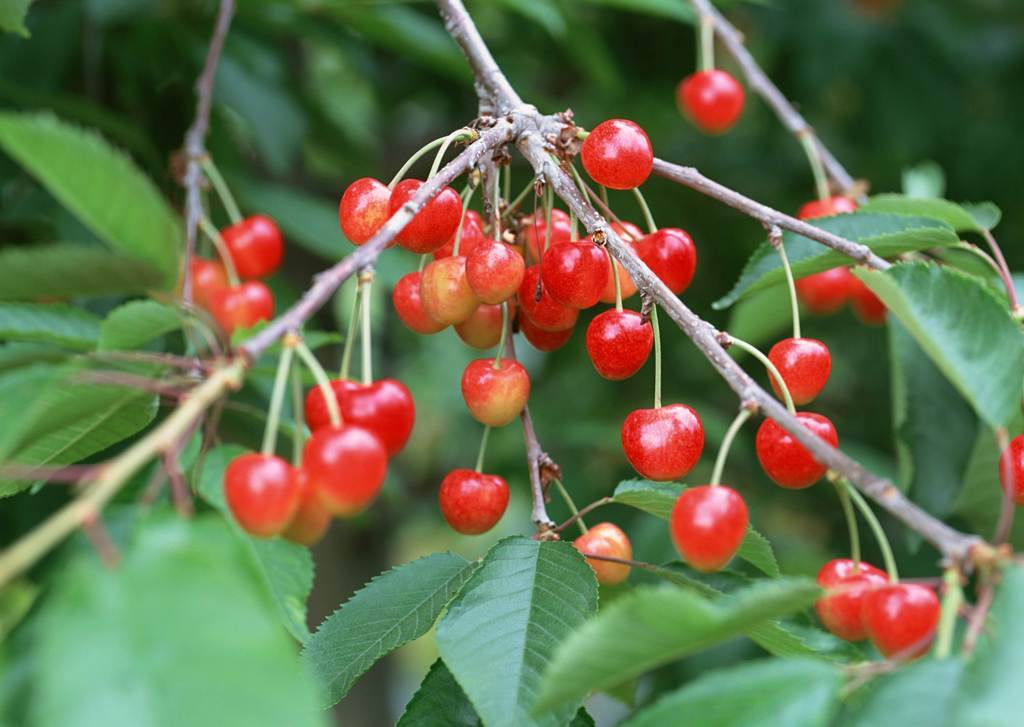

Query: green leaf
[98,300,181,351]
[623,658,841,727]
[0,0,34,37]
[611,480,780,577]
[197,446,315,643]
[845,659,964,727]
[0,244,163,301]
[437,537,598,727]
[302,552,477,707]
[398,660,480,727]
[30,515,325,727]
[0,112,181,286]
[856,262,1024,427]
[0,342,71,372]
[533,578,820,711]
[859,195,1000,234]
[0,302,100,350]
[901,161,945,199]
[580,0,695,22]
[960,202,1002,232]
[713,213,958,309]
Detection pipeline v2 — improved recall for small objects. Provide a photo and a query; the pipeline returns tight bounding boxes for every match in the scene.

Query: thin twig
[981,229,1021,313]
[554,497,613,534]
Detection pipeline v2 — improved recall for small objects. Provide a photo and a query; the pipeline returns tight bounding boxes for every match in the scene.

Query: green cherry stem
[606,247,623,313]
[502,179,534,220]
[360,270,374,385]
[728,335,796,414]
[933,567,964,660]
[200,157,243,225]
[388,130,471,190]
[339,283,362,380]
[551,478,588,535]
[632,187,658,234]
[503,163,511,202]
[290,359,305,466]
[798,130,830,203]
[651,304,662,408]
[698,13,715,72]
[598,185,609,208]
[841,479,899,582]
[492,301,510,369]
[770,228,802,340]
[428,128,476,181]
[492,167,503,241]
[834,480,862,567]
[260,341,295,457]
[197,215,240,286]
[452,184,477,257]
[474,425,491,473]
[710,407,752,486]
[295,339,341,428]
[570,210,579,240]
[418,254,428,272]
[543,184,554,254]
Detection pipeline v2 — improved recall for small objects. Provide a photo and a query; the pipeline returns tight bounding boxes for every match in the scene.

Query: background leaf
[0,244,163,301]
[0,302,100,350]
[859,195,1000,233]
[0,0,34,37]
[397,659,480,727]
[98,300,181,351]
[844,659,964,727]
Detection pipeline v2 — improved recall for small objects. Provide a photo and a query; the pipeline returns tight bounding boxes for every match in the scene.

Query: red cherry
[850,277,887,325]
[636,228,697,295]
[461,358,530,427]
[521,209,572,263]
[433,210,486,259]
[207,281,274,335]
[339,177,391,245]
[438,468,509,535]
[420,256,479,326]
[815,559,889,642]
[189,256,228,308]
[519,315,574,352]
[224,453,300,537]
[999,434,1024,505]
[388,179,463,254]
[573,522,632,586]
[304,379,415,456]
[797,195,858,221]
[585,309,653,380]
[755,412,838,489]
[518,265,578,332]
[541,241,607,309]
[303,425,388,516]
[283,469,332,546]
[221,215,284,279]
[621,404,704,481]
[670,485,748,572]
[861,583,941,659]
[467,241,526,304]
[677,70,745,134]
[393,271,447,334]
[795,268,857,315]
[767,338,832,405]
[303,379,353,433]
[581,119,654,190]
[456,303,505,349]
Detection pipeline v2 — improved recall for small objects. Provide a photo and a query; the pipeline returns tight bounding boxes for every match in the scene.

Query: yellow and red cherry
[621,404,704,481]
[303,425,388,516]
[433,210,486,259]
[393,271,447,335]
[467,240,525,304]
[460,358,530,427]
[438,468,509,535]
[521,209,572,263]
[585,309,653,380]
[283,469,332,546]
[221,214,284,279]
[815,559,888,642]
[455,303,506,349]
[339,177,391,245]
[419,256,479,326]
[755,412,838,489]
[388,178,463,254]
[677,69,745,134]
[581,118,654,190]
[519,315,574,352]
[541,241,607,309]
[670,485,748,572]
[573,522,633,586]
[189,256,228,308]
[767,338,832,405]
[224,453,300,537]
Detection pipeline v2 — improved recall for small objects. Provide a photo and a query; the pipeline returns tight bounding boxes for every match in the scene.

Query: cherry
[438,468,509,535]
[541,241,607,309]
[767,338,832,405]
[573,522,632,586]
[393,271,447,335]
[388,178,463,254]
[224,453,300,537]
[797,195,858,221]
[283,469,332,546]
[521,209,573,263]
[339,177,391,245]
[861,583,941,659]
[461,358,530,427]
[519,315,574,352]
[419,256,479,326]
[207,281,274,335]
[670,485,748,572]
[433,210,486,259]
[455,303,505,350]
[850,278,887,325]
[581,119,654,190]
[518,265,578,332]
[815,559,888,642]
[304,378,415,456]
[795,268,857,315]
[998,434,1024,505]
[303,425,388,516]
[636,228,697,295]
[467,240,525,304]
[221,214,284,279]
[585,309,653,380]
[189,256,227,308]
[677,70,745,134]
[755,412,838,489]
[621,404,704,481]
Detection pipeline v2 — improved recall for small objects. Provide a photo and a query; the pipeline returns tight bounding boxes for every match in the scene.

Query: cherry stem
[933,566,964,660]
[503,163,511,202]
[452,184,477,257]
[493,168,503,241]
[698,12,715,72]
[727,335,796,414]
[570,210,579,239]
[197,215,240,286]
[841,478,899,582]
[569,164,638,241]
[834,479,862,567]
[769,226,802,339]
[360,270,374,385]
[474,425,491,473]
[710,406,752,486]
[581,552,657,572]
[502,179,534,220]
[981,229,1022,313]
[339,282,362,380]
[543,184,554,254]
[289,360,305,466]
[550,478,588,535]
[632,187,657,234]
[598,184,609,208]
[200,156,242,224]
[418,254,428,272]
[554,496,612,534]
[651,304,663,408]
[388,131,470,190]
[798,130,831,203]
[295,339,341,428]
[428,128,475,181]
[260,339,296,456]
[492,301,510,370]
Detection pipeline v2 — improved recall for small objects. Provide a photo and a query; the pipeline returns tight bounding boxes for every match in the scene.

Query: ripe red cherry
[303,425,388,516]
[304,378,415,456]
[283,469,332,546]
[189,256,228,308]
[861,583,941,659]
[795,268,857,315]
[815,559,889,642]
[621,404,704,481]
[438,468,509,535]
[420,256,479,326]
[585,309,653,380]
[221,215,284,279]
[518,265,578,332]
[573,522,632,586]
[677,70,745,134]
[767,338,832,405]
[461,358,530,427]
[207,281,274,335]
[999,434,1024,505]
[522,209,573,262]
[797,195,858,221]
[519,315,574,352]
[670,485,748,572]
[455,303,505,350]
[541,241,607,309]
[388,178,463,254]
[467,241,525,304]
[850,278,886,325]
[393,271,447,334]
[339,177,391,245]
[433,210,486,259]
[581,119,654,190]
[636,228,697,295]
[224,453,300,537]
[755,412,838,489]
